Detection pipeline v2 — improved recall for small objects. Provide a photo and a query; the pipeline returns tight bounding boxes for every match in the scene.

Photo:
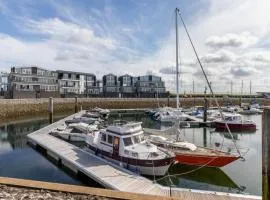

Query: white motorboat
[65,116,102,125]
[155,107,189,123]
[85,121,175,176]
[50,122,99,142]
[88,107,110,119]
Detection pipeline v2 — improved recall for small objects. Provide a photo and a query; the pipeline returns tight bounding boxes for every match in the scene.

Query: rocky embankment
[0,184,113,200]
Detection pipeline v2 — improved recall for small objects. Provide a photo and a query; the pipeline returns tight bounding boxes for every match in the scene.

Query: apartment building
[118,74,135,97]
[5,66,167,98]
[102,74,119,97]
[135,75,166,97]
[57,70,99,97]
[8,66,59,98]
[0,72,8,96]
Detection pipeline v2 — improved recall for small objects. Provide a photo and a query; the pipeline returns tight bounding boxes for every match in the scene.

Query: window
[138,135,144,142]
[123,137,133,146]
[131,152,138,157]
[108,135,113,144]
[132,135,140,144]
[101,133,106,142]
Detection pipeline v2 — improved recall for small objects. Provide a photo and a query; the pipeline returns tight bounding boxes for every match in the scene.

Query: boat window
[131,152,138,157]
[150,152,159,157]
[138,134,144,142]
[108,135,113,144]
[101,133,106,142]
[132,135,140,144]
[71,128,83,133]
[123,137,133,146]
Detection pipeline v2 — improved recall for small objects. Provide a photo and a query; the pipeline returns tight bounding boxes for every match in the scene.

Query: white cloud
[205,32,258,49]
[24,18,116,50]
[230,67,259,77]
[201,49,236,63]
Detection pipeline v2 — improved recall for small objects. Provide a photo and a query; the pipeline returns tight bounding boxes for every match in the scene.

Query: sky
[0,0,270,93]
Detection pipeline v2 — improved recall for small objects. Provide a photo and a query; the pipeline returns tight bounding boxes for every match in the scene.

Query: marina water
[0,112,261,195]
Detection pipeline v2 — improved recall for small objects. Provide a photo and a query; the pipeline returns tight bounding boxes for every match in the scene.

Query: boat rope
[176,10,243,158]
[155,155,219,182]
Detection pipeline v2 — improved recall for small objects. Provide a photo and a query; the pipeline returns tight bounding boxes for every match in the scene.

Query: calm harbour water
[0,113,262,195]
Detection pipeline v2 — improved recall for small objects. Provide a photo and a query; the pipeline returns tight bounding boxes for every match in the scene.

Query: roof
[103,73,117,77]
[118,74,133,78]
[56,70,95,76]
[105,122,143,136]
[12,66,56,72]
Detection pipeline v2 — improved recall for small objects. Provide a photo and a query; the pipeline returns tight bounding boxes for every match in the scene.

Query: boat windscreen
[123,137,133,146]
[133,135,140,144]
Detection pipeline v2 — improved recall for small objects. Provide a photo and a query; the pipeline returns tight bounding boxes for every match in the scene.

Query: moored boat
[85,121,175,176]
[50,122,99,142]
[214,113,256,132]
[148,135,240,167]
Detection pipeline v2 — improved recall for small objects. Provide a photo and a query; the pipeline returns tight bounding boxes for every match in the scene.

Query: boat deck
[174,146,238,157]
[27,111,260,200]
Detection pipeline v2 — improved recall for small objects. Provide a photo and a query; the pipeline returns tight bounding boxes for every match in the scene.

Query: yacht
[154,107,188,123]
[50,122,99,142]
[85,121,175,176]
[214,113,256,132]
[87,107,110,119]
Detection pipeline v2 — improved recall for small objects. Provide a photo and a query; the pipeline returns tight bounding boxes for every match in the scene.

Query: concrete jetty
[27,111,261,199]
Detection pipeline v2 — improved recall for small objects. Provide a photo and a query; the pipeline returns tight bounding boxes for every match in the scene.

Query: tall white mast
[175,8,180,109]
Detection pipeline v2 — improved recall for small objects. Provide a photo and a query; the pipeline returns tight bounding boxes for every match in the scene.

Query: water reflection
[0,116,81,185]
[157,164,245,193]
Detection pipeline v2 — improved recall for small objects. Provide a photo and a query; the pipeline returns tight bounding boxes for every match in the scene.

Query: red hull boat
[148,135,240,168]
[215,122,256,132]
[214,113,256,132]
[175,149,240,167]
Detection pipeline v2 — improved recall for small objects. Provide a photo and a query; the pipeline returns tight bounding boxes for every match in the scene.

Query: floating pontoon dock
[27,111,260,199]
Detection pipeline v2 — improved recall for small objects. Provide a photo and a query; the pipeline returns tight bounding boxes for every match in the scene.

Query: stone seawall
[0,97,268,120]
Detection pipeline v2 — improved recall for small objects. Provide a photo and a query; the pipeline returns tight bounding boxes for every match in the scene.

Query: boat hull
[175,153,240,167]
[86,144,174,176]
[215,122,256,132]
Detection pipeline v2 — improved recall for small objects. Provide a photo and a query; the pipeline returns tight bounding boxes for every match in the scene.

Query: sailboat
[146,120,240,167]
[146,8,241,168]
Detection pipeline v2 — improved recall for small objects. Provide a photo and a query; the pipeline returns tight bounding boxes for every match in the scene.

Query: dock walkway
[27,111,261,200]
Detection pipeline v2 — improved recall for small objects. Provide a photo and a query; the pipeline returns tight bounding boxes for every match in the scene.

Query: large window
[132,135,141,144]
[123,137,133,146]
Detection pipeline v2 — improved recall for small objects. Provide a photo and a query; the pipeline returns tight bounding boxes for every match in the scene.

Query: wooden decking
[27,111,261,200]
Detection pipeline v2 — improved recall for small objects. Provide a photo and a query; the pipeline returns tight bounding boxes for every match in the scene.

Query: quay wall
[0,97,269,120]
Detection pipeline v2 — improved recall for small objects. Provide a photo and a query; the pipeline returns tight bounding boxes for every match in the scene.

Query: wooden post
[263,109,270,200]
[167,97,170,107]
[75,96,78,113]
[48,97,53,124]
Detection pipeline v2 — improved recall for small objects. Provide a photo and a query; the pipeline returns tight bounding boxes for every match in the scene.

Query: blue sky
[0,0,270,92]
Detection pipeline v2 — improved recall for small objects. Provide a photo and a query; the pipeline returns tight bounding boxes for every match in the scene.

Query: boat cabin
[95,121,160,160]
[224,114,242,122]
